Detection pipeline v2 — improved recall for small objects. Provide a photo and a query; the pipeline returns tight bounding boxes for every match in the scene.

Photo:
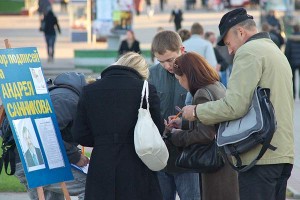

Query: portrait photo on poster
[12,118,46,172]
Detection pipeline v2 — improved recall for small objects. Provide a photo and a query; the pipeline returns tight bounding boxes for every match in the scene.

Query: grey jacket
[50,72,86,164]
[148,63,188,173]
[149,64,187,120]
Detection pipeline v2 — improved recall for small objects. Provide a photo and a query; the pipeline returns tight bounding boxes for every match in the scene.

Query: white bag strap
[139,80,150,110]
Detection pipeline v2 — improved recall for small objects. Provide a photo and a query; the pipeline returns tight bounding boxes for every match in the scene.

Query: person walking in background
[72,52,164,200]
[145,0,154,17]
[118,30,141,56]
[183,23,217,69]
[205,31,229,86]
[169,5,183,31]
[14,72,88,200]
[266,9,282,33]
[160,0,165,11]
[165,52,239,200]
[38,0,51,17]
[215,35,234,80]
[285,24,300,100]
[134,0,143,15]
[149,30,201,200]
[182,8,294,200]
[42,9,61,62]
[261,22,283,48]
[183,22,218,105]
[178,28,191,42]
[60,0,68,13]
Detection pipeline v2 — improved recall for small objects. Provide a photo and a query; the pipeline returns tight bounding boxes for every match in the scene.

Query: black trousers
[239,164,293,200]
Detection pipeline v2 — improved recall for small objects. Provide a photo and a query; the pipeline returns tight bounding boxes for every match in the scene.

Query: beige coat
[171,82,239,200]
[196,33,294,166]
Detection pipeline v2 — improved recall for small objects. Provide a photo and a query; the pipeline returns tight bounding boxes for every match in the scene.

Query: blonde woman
[72,52,163,200]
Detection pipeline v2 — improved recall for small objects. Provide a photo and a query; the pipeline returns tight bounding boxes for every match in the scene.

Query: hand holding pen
[166,106,183,128]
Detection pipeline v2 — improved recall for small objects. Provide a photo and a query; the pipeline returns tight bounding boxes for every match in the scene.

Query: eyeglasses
[158,57,176,65]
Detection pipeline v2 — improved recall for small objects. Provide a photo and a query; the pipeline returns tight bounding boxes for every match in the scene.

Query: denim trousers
[156,171,200,200]
[239,163,293,200]
[45,34,56,58]
[15,162,86,200]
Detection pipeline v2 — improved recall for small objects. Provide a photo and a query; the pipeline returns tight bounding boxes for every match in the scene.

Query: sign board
[0,47,73,188]
[93,0,133,36]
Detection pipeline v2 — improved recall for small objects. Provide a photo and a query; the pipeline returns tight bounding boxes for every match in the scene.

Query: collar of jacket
[245,32,270,44]
[101,65,144,80]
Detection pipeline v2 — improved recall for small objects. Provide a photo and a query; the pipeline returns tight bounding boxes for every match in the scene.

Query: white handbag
[134,80,169,171]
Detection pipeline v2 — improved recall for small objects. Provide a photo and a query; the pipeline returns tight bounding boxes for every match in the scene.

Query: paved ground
[0,1,299,199]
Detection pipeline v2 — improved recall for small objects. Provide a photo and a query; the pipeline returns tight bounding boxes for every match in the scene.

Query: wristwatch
[193,105,198,120]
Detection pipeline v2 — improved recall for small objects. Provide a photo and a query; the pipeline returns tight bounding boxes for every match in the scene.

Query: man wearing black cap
[181,8,294,200]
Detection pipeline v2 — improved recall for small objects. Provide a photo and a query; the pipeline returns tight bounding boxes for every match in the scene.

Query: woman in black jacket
[118,30,141,56]
[43,10,61,62]
[72,52,163,200]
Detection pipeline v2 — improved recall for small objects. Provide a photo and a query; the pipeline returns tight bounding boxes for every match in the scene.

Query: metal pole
[87,0,92,44]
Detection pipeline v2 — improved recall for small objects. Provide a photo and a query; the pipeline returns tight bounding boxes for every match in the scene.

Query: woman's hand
[167,115,182,129]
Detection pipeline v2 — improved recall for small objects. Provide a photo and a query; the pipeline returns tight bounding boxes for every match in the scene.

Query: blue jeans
[45,34,56,59]
[156,171,200,200]
[15,162,86,200]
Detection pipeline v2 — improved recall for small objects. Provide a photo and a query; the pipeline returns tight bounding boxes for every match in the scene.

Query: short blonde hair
[114,52,149,80]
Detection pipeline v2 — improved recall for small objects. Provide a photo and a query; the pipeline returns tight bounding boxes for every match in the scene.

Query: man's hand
[76,154,89,167]
[182,105,197,121]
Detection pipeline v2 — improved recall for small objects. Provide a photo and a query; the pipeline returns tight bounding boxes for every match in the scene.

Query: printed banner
[0,47,73,188]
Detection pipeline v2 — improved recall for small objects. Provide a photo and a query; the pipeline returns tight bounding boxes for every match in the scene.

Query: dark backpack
[0,82,80,175]
[0,115,16,175]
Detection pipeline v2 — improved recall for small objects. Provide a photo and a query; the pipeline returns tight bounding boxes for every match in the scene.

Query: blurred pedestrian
[178,28,191,42]
[183,23,218,105]
[38,0,51,17]
[118,30,141,56]
[205,31,229,86]
[261,22,283,48]
[285,24,300,99]
[145,0,154,17]
[42,9,61,62]
[169,5,183,31]
[134,0,143,16]
[72,52,164,200]
[60,0,68,13]
[160,0,165,11]
[266,10,282,33]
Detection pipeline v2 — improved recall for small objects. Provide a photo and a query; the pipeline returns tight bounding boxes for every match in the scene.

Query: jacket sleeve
[51,92,81,163]
[55,17,61,34]
[196,49,261,125]
[71,89,94,147]
[148,83,164,134]
[63,141,81,164]
[170,88,215,147]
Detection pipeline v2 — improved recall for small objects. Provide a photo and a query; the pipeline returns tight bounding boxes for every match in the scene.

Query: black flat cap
[217,8,253,46]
